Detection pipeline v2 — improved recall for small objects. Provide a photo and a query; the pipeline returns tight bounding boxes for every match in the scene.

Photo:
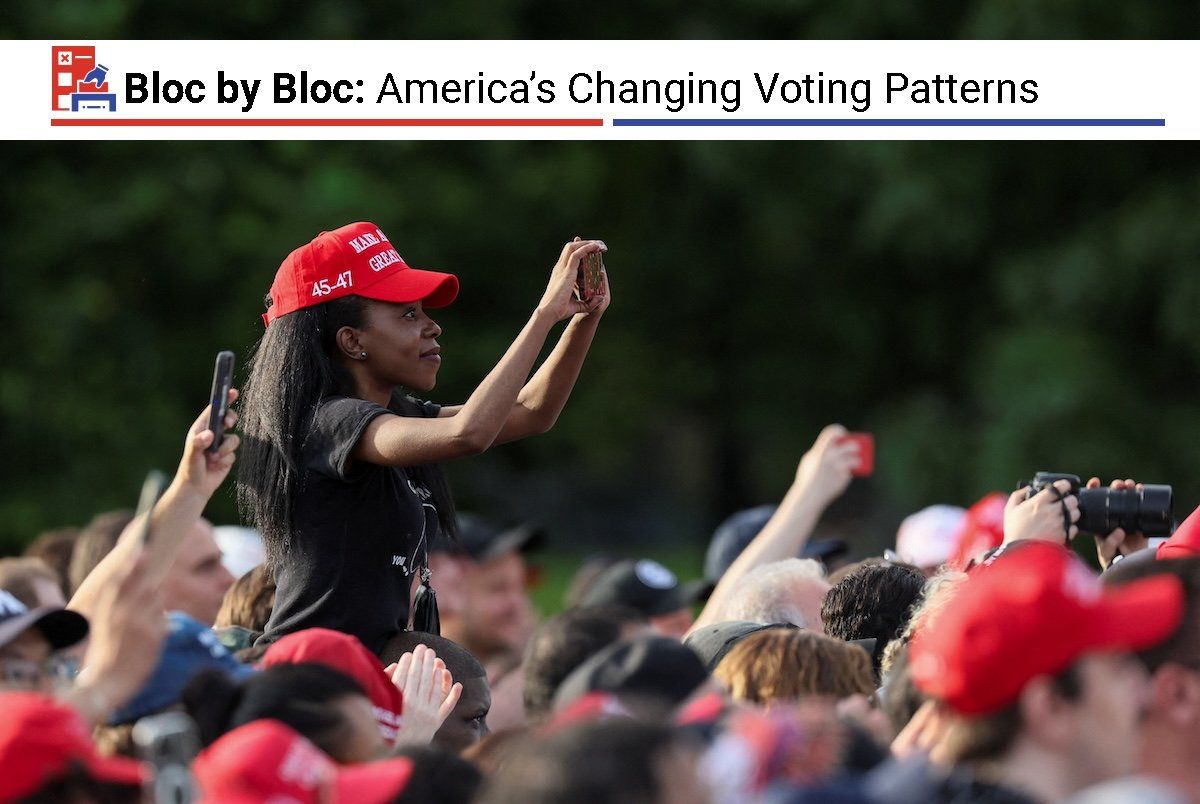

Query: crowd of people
[5,411,1200,803]
[5,224,1200,803]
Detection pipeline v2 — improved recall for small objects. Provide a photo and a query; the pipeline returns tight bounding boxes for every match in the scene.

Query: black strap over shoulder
[412,567,441,635]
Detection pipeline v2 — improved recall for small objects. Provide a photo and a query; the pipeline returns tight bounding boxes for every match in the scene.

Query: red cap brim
[357,267,459,309]
[1085,574,1185,654]
[85,753,148,789]
[335,757,413,803]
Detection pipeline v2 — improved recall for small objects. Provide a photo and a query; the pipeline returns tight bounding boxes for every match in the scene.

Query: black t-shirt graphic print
[261,395,441,655]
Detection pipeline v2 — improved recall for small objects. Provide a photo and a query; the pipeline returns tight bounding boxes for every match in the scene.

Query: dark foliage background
[4,139,1199,559]
[5,4,1199,559]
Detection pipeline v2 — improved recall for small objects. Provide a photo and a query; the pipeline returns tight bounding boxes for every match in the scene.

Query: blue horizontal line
[611,118,1165,127]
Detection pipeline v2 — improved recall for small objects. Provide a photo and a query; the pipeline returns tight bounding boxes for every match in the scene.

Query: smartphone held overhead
[575,248,605,302]
[841,432,874,477]
[206,351,235,454]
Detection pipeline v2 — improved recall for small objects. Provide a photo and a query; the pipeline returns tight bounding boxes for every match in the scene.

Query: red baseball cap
[194,719,413,804]
[263,221,459,326]
[946,492,1007,571]
[262,628,403,744]
[0,692,147,801]
[542,691,631,735]
[910,541,1185,716]
[1158,503,1200,560]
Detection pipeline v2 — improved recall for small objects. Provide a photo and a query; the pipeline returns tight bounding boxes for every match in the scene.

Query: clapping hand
[387,644,463,746]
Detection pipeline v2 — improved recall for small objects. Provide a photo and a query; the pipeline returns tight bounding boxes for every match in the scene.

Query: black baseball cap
[683,621,799,671]
[431,513,546,562]
[704,505,849,582]
[579,559,707,617]
[0,590,88,652]
[553,635,710,711]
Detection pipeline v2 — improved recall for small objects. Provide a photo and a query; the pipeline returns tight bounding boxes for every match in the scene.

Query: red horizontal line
[50,117,604,127]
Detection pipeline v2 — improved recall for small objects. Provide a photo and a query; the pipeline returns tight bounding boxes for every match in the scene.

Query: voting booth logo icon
[51,46,117,112]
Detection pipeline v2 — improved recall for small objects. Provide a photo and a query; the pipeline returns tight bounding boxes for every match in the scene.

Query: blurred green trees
[3,140,1199,557]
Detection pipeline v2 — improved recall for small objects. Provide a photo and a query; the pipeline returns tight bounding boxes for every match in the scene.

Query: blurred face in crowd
[655,740,709,804]
[0,629,54,692]
[426,552,471,618]
[459,551,534,657]
[1063,652,1148,783]
[161,518,235,626]
[793,577,830,634]
[329,692,389,763]
[649,607,694,640]
[434,675,491,754]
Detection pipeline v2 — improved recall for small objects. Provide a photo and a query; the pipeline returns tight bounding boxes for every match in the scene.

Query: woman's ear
[335,325,365,361]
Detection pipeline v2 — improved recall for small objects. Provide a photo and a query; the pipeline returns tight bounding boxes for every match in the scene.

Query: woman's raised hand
[537,237,607,323]
[177,387,240,500]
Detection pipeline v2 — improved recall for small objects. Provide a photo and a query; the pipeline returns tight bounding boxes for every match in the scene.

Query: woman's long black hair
[237,294,458,570]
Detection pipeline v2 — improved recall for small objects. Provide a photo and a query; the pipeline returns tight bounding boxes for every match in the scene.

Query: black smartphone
[206,351,235,454]
[128,469,167,548]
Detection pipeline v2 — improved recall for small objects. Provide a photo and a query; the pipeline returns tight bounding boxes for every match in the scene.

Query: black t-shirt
[261,395,441,655]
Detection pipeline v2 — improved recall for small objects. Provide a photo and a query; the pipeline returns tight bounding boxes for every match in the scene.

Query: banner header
[6,40,1191,139]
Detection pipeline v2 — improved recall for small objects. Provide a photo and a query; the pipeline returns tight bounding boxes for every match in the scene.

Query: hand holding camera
[1004,477,1081,546]
[1085,477,1154,569]
[1005,471,1173,555]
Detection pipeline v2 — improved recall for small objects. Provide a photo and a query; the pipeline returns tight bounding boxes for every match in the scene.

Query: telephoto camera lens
[1077,484,1173,537]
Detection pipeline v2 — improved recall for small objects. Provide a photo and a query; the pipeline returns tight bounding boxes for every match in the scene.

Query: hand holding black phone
[206,351,235,454]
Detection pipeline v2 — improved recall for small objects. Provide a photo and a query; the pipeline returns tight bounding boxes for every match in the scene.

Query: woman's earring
[360,351,367,359]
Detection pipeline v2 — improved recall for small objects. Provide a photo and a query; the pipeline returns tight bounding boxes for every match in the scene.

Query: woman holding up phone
[237,222,609,656]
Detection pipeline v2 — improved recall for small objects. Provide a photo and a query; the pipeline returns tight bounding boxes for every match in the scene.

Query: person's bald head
[381,631,489,754]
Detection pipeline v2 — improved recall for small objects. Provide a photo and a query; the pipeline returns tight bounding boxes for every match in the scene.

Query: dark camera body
[1023,472,1174,537]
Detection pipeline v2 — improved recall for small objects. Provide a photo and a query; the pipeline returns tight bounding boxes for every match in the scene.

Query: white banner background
[2,40,1192,140]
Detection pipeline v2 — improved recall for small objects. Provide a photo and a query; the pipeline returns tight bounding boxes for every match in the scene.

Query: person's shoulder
[318,394,381,411]
[302,395,396,479]
[391,393,441,419]
[313,395,391,422]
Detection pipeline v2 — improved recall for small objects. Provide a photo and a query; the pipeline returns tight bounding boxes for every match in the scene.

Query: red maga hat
[263,221,459,326]
[0,692,147,801]
[194,719,413,804]
[910,541,1184,716]
[262,628,403,744]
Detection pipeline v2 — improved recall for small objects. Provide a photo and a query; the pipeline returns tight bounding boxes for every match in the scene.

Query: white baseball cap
[895,505,967,570]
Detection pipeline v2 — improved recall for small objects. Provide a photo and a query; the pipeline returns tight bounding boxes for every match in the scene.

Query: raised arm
[353,239,606,467]
[439,258,610,446]
[69,391,241,616]
[688,425,859,635]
